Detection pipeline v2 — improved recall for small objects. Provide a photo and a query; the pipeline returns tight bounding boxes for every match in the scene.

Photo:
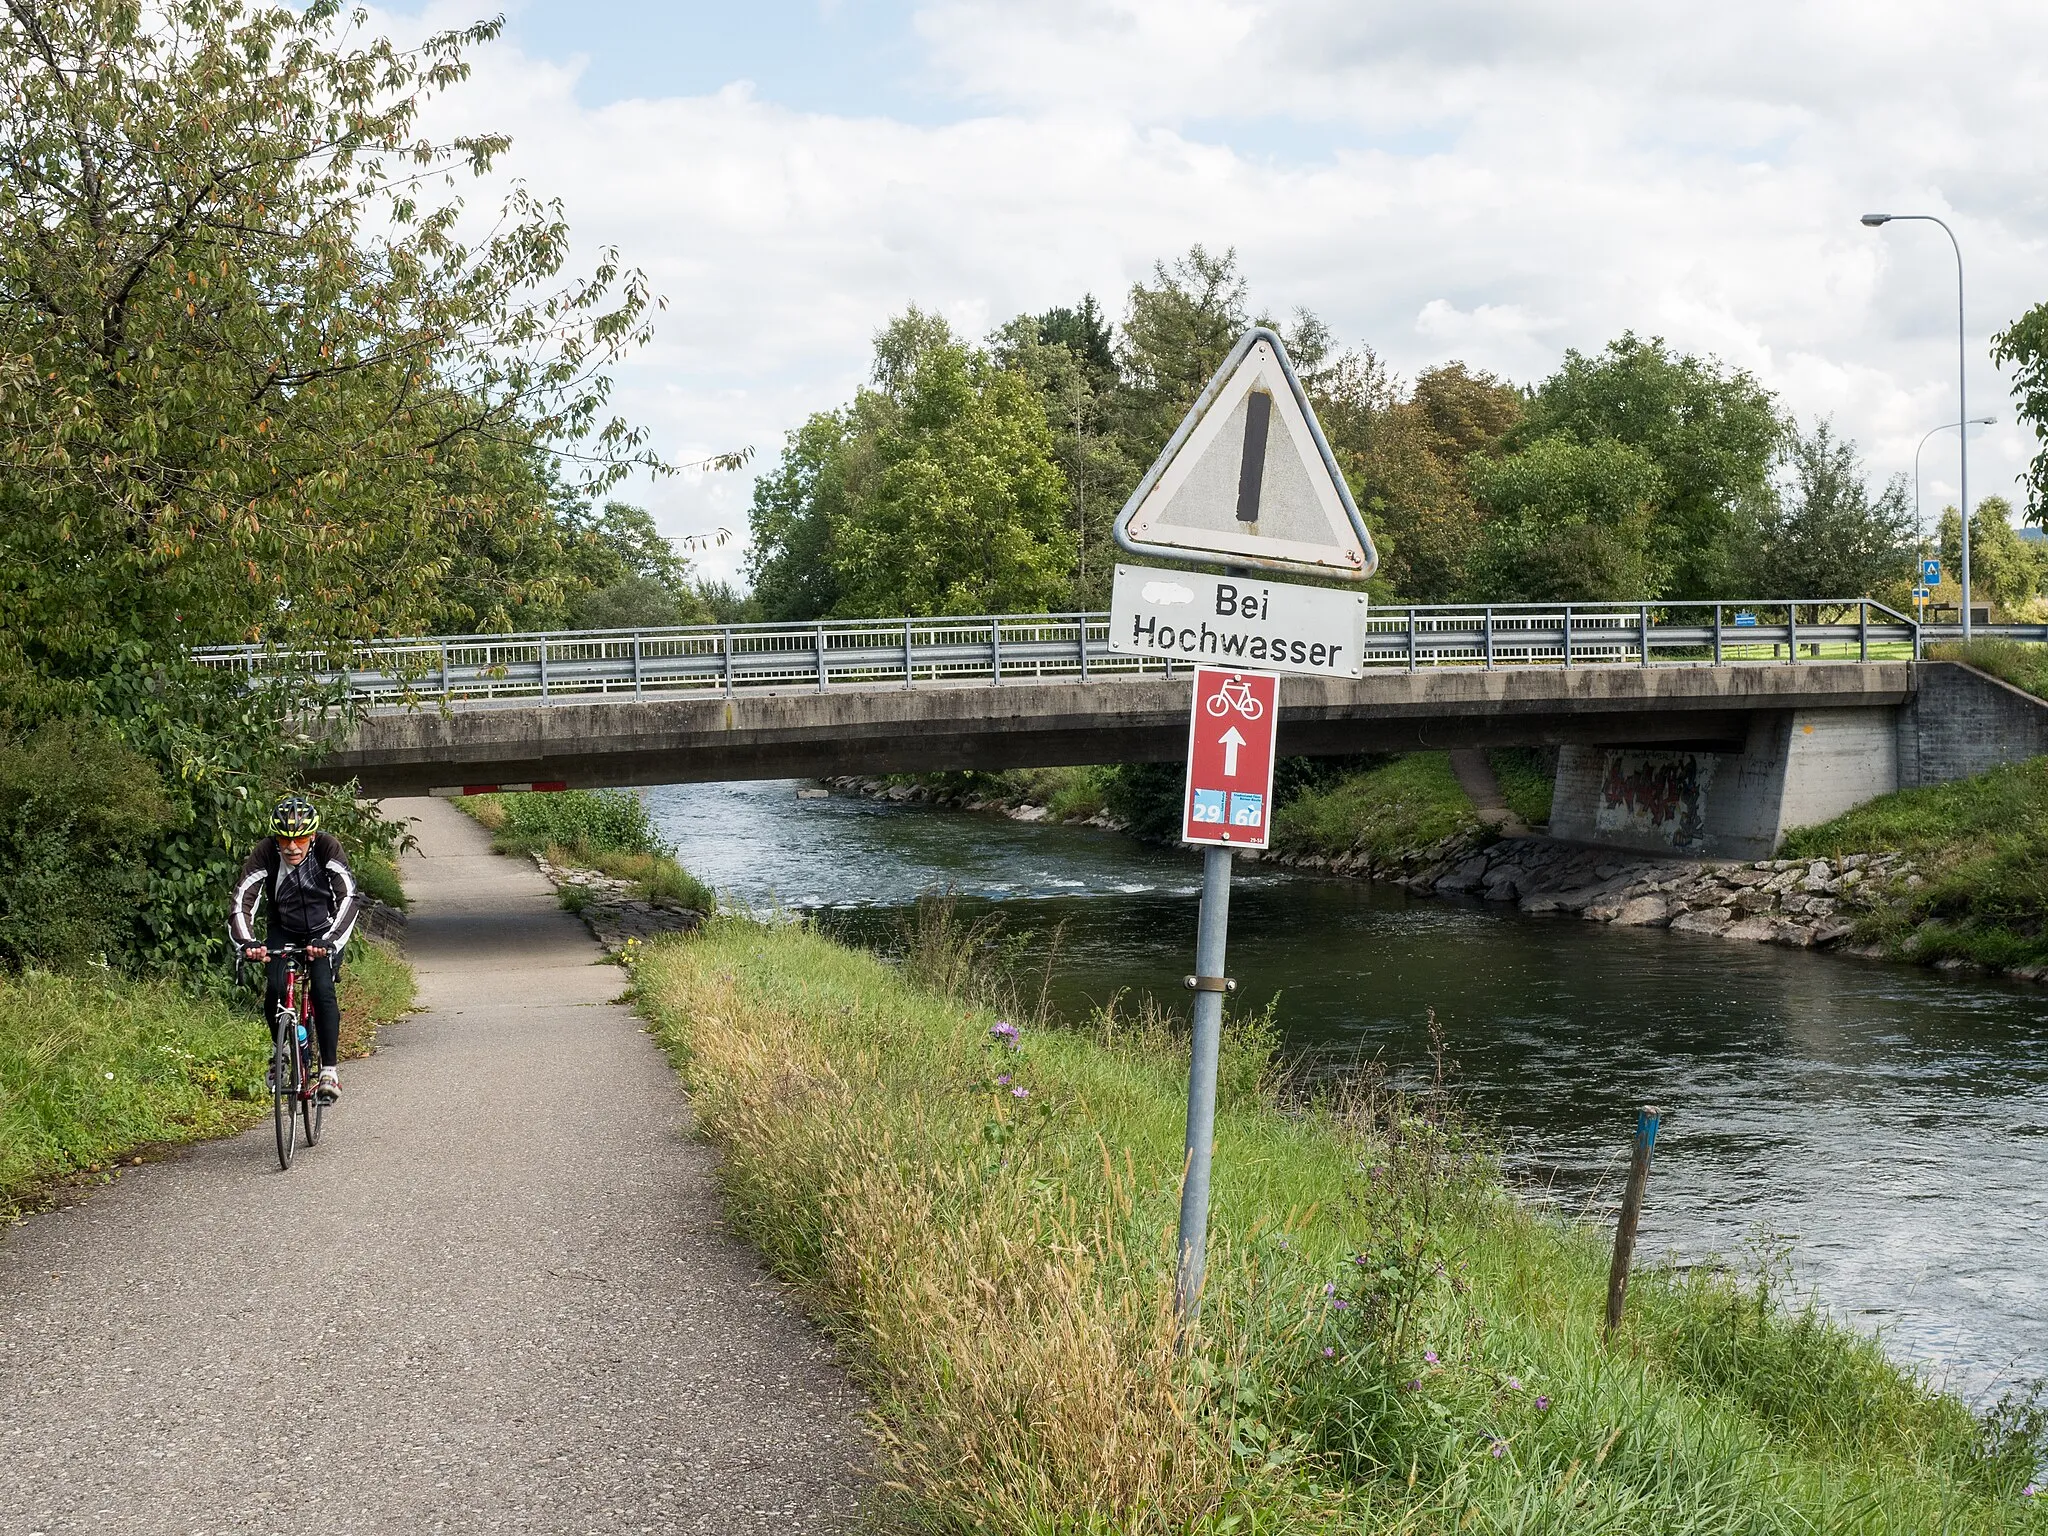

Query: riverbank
[629,916,2045,1532]
[0,939,415,1218]
[459,788,712,948]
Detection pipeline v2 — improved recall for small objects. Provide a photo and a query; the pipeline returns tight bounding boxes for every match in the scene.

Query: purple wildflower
[2025,1483,2039,1497]
[995,1074,1011,1087]
[1489,1439,1507,1459]
[1322,1347,1335,1359]
[1424,1351,1439,1365]
[988,1020,1020,1047]
[1535,1396,1551,1412]
[1323,1282,1335,1296]
[1405,1379,1421,1391]
[1011,1086,1030,1100]
[1506,1376,1523,1391]
[1331,1298,1349,1311]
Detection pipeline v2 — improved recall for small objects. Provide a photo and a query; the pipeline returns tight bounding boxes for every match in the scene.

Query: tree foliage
[0,0,665,674]
[749,310,1074,619]
[1466,435,1666,602]
[0,0,676,972]
[1752,420,1913,601]
[1939,497,2044,617]
[1991,304,2048,527]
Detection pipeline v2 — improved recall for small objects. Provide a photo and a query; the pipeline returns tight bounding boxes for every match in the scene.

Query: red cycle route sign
[1182,666,1280,848]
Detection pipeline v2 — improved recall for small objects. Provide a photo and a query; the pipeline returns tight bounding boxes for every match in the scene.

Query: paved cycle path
[0,797,867,1534]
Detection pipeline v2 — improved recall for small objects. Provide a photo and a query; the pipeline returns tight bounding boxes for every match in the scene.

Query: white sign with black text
[1107,562,1368,679]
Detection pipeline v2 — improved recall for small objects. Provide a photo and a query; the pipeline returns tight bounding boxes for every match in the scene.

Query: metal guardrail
[190,599,1921,710]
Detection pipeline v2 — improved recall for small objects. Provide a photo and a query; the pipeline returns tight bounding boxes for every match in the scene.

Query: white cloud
[388,0,2048,581]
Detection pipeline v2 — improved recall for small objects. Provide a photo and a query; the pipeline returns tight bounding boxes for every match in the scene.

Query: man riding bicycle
[230,795,361,1104]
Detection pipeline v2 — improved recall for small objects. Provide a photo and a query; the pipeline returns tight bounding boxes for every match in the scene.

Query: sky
[379,0,2048,584]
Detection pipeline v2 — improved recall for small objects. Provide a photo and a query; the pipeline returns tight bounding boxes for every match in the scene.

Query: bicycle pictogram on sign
[1204,676,1264,720]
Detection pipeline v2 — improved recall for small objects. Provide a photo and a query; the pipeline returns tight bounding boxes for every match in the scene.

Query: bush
[0,718,177,970]
[1272,752,1481,860]
[473,788,669,859]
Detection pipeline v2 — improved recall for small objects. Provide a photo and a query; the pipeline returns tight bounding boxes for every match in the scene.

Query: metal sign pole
[1174,843,1234,1322]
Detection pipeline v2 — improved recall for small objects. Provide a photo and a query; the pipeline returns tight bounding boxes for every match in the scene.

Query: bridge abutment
[1551,662,2048,859]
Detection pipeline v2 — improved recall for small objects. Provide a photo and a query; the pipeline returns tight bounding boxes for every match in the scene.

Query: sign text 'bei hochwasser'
[1107,562,1368,679]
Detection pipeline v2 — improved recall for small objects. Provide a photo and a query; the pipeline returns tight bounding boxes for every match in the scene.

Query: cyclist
[229,795,361,1104]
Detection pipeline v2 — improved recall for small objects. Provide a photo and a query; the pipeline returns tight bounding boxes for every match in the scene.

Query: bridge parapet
[194,599,1919,711]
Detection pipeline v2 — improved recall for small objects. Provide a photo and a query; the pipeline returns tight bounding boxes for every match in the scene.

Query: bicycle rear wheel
[273,1015,299,1170]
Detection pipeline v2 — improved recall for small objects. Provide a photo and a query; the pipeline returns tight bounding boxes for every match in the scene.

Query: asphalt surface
[0,797,868,1534]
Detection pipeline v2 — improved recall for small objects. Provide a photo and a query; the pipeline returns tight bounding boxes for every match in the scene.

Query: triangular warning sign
[1114,327,1377,580]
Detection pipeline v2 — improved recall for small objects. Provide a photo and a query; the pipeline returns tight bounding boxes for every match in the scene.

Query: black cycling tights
[264,949,340,1069]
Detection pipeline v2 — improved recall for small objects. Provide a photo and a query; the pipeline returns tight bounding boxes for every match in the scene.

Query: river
[645,777,2048,1400]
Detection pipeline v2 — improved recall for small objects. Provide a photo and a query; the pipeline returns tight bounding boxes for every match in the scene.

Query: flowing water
[646,778,2048,1398]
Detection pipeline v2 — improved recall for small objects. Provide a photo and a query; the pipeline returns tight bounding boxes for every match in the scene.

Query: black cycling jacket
[229,833,360,948]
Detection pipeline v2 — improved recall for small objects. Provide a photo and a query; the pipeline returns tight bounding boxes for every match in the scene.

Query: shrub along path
[0,796,865,1534]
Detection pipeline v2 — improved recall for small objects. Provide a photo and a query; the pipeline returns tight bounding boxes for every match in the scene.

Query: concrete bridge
[198,601,2048,859]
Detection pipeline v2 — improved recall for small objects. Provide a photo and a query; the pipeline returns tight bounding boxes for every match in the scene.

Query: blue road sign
[1733,611,1758,627]
[1922,559,1942,584]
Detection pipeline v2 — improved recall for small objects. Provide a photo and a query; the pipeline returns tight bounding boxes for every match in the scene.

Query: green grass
[1486,748,1557,828]
[631,920,2047,1532]
[1782,757,2048,969]
[1272,752,1481,861]
[464,789,714,911]
[352,843,408,911]
[0,940,415,1217]
[1928,639,2048,701]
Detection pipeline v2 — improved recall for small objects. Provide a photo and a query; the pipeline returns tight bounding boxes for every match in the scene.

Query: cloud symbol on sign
[1141,581,1195,606]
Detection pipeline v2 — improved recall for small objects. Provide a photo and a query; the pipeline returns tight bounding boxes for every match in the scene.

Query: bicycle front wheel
[273,1019,299,1171]
[301,1048,322,1148]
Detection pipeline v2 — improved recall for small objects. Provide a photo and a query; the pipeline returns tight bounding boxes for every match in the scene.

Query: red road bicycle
[267,944,324,1169]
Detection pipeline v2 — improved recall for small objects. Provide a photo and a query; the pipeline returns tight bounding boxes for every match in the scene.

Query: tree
[1939,497,2044,616]
[1466,435,1666,602]
[831,313,1073,616]
[1992,304,2048,526]
[0,0,667,679]
[747,310,1074,619]
[1514,334,1782,598]
[1749,420,1913,602]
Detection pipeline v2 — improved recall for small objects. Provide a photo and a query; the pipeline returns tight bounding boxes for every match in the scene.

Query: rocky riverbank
[821,773,1126,829]
[530,852,705,953]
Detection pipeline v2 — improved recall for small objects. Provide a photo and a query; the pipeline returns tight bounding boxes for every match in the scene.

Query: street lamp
[1915,415,1995,546]
[1862,211,1975,638]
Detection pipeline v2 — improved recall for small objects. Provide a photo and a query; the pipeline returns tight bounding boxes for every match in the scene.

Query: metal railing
[190,599,1920,710]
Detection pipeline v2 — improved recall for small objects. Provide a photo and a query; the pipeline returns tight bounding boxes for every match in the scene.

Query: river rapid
[645,778,2048,1399]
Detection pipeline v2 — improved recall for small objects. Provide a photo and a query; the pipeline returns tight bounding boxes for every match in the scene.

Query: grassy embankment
[463,788,714,912]
[632,917,2046,1533]
[0,941,414,1217]
[1776,640,2048,972]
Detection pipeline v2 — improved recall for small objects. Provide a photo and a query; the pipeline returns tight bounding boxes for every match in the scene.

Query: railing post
[1788,604,1799,664]
[1078,616,1089,682]
[723,629,734,694]
[1484,607,1494,670]
[439,640,449,701]
[905,618,914,690]
[539,636,549,701]
[1713,605,1724,666]
[816,625,827,692]
[992,618,1003,683]
[1563,606,1573,669]
[1406,608,1417,671]
[1639,604,1650,667]
[632,633,643,700]
[1860,601,1869,662]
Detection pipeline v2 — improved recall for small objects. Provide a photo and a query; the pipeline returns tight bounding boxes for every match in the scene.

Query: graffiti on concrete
[1596,751,1715,848]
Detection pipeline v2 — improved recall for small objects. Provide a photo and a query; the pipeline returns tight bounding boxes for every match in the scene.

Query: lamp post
[1862,212,1973,638]
[1914,415,1996,549]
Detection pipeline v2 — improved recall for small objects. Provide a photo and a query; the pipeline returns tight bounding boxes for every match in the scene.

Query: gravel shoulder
[0,795,867,1535]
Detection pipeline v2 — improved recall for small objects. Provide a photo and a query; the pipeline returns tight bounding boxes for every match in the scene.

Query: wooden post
[1605,1106,1664,1336]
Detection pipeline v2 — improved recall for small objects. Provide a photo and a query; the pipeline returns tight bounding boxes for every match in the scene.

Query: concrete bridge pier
[1550,661,2048,860]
